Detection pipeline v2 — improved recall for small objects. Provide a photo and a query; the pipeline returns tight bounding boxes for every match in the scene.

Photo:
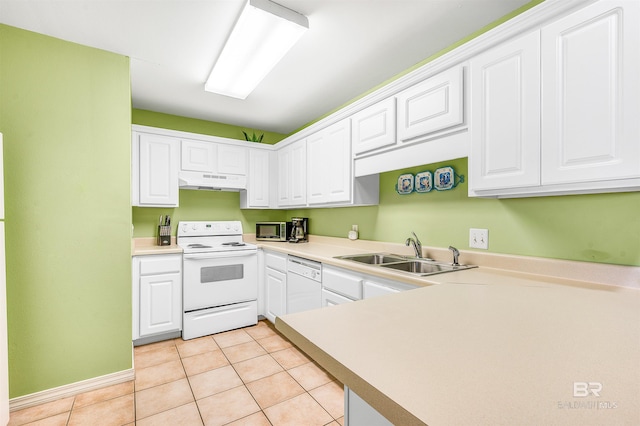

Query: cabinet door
[541,0,640,185]
[245,149,270,208]
[218,144,247,175]
[289,141,307,206]
[469,30,541,191]
[139,272,182,337]
[277,147,291,206]
[397,65,464,142]
[307,119,352,205]
[325,120,352,203]
[275,141,306,207]
[306,132,328,204]
[265,267,286,324]
[181,139,216,173]
[352,97,397,155]
[138,133,179,206]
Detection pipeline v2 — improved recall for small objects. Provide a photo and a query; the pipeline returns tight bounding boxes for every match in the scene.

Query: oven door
[183,250,258,312]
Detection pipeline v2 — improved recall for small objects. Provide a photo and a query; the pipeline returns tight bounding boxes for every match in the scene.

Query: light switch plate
[469,228,489,249]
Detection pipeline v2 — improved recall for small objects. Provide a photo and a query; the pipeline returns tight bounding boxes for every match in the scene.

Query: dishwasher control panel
[287,256,322,282]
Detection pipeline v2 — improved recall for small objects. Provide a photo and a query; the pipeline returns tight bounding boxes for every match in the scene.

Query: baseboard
[9,368,135,412]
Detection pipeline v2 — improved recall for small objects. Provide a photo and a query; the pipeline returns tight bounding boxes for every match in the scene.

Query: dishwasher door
[287,257,322,314]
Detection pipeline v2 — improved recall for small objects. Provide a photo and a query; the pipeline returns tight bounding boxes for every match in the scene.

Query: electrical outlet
[469,228,489,249]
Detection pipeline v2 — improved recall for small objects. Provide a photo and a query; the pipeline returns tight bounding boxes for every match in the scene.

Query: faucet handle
[448,246,460,266]
[411,231,421,244]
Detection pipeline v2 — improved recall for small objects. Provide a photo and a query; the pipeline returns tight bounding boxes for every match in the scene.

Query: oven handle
[183,250,258,260]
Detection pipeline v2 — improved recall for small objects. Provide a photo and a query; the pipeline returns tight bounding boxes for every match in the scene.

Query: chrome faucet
[405,231,423,258]
[448,245,460,266]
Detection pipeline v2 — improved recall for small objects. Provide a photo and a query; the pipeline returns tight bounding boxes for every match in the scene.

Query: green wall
[0,25,133,397]
[132,190,287,238]
[132,109,286,144]
[290,158,640,267]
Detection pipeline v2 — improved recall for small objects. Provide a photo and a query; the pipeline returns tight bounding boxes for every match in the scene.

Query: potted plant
[242,130,264,143]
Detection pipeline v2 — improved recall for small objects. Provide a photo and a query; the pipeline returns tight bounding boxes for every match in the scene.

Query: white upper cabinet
[218,144,247,175]
[469,30,541,191]
[241,148,271,209]
[307,119,352,205]
[290,141,307,206]
[180,139,246,175]
[133,132,179,207]
[351,97,396,155]
[396,65,464,142]
[469,0,640,197]
[541,0,640,185]
[181,139,216,172]
[277,139,307,207]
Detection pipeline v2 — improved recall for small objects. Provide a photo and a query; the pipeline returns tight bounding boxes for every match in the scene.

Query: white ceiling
[0,0,531,134]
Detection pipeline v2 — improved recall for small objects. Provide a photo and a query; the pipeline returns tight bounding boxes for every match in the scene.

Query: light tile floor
[9,320,344,426]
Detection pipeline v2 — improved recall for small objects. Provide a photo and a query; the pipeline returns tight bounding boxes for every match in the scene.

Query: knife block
[157,225,171,246]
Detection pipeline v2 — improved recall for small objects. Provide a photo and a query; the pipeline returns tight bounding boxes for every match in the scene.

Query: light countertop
[131,233,640,423]
[277,280,640,425]
[131,237,182,256]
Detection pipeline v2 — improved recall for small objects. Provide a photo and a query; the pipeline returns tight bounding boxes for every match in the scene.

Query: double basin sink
[334,253,476,277]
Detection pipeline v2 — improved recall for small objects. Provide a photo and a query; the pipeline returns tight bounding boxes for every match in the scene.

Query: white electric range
[177,221,258,340]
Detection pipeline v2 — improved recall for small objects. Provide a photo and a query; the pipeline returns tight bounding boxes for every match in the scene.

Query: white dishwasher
[287,256,322,314]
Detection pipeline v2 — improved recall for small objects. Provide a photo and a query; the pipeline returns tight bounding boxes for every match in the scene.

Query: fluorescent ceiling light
[205,0,309,99]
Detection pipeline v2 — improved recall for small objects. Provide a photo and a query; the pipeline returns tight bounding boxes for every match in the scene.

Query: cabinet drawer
[265,251,287,273]
[323,266,362,300]
[322,288,355,307]
[139,254,182,276]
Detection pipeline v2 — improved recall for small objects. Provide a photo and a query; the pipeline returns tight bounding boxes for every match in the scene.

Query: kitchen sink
[334,253,407,265]
[335,253,476,276]
[380,260,475,276]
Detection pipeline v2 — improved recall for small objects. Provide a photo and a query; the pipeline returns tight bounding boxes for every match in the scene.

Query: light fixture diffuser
[205,0,309,99]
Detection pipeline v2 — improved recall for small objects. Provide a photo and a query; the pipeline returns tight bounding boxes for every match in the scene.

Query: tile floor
[9,320,344,426]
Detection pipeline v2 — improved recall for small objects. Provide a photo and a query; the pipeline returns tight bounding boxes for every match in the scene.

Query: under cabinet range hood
[178,170,247,191]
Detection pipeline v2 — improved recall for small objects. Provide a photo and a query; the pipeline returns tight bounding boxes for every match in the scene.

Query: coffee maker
[289,217,308,243]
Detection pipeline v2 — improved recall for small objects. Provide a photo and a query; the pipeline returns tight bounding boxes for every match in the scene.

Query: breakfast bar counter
[276,277,640,425]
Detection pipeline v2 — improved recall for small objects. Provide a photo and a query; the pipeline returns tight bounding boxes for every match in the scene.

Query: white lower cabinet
[323,265,362,301]
[321,289,353,307]
[133,254,182,342]
[323,264,417,303]
[263,250,288,324]
[362,276,418,299]
[345,386,393,426]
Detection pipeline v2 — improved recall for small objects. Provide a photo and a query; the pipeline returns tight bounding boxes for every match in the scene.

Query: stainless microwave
[256,222,292,241]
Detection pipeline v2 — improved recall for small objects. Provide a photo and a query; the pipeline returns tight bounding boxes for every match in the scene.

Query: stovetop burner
[188,243,213,249]
[177,221,257,254]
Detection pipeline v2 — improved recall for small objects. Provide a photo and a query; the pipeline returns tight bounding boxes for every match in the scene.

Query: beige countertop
[277,281,640,425]
[131,237,182,256]
[259,236,640,424]
[131,233,640,423]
